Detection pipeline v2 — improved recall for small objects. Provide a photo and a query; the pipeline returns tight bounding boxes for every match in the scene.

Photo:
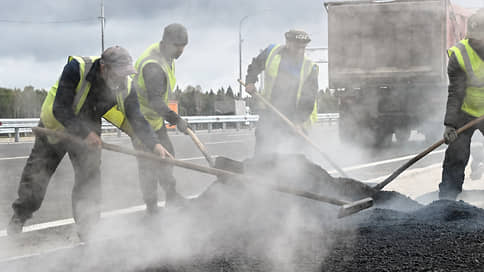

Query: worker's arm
[444,53,467,128]
[124,89,159,150]
[52,59,91,139]
[295,64,319,123]
[245,45,274,85]
[143,63,180,125]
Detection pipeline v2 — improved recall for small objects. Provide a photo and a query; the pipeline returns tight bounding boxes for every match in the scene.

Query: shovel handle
[373,114,484,191]
[238,79,348,178]
[186,128,215,167]
[32,127,354,208]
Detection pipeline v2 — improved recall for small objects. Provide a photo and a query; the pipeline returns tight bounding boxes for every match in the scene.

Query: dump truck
[324,0,473,146]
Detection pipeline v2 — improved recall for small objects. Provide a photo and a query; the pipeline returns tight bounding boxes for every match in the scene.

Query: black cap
[285,29,311,44]
[101,46,136,76]
[162,23,188,45]
[468,9,484,40]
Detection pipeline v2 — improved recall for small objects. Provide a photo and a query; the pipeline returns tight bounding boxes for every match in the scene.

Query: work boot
[438,190,459,201]
[146,202,160,215]
[470,165,483,180]
[6,214,26,236]
[77,223,95,243]
[165,192,189,209]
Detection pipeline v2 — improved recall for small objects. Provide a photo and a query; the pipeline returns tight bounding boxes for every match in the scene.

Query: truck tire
[373,129,392,148]
[395,128,411,143]
[338,117,357,144]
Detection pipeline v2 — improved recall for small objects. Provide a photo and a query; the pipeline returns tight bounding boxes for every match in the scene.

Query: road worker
[7,46,169,240]
[440,9,484,199]
[244,29,319,155]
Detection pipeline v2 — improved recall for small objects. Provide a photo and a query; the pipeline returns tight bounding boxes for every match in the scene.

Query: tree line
[0,85,338,118]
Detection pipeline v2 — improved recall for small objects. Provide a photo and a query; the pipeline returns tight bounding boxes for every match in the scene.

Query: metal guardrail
[0,113,339,142]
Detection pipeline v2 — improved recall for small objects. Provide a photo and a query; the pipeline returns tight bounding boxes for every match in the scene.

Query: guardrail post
[14,128,20,142]
[208,123,212,133]
[236,122,240,131]
[117,129,121,137]
[222,122,226,130]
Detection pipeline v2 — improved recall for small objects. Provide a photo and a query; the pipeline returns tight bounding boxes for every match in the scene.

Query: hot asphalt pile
[3,155,484,271]
[323,200,484,271]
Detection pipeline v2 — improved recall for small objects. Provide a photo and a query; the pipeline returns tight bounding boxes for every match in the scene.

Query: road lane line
[0,195,201,239]
[0,155,208,162]
[327,149,445,175]
[0,156,29,161]
[205,140,247,145]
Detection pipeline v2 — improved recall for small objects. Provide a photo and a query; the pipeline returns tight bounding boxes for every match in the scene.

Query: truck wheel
[395,128,411,143]
[338,117,357,143]
[374,129,392,148]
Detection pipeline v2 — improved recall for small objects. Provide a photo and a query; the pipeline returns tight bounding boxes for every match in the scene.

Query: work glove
[85,131,102,149]
[153,143,174,159]
[176,118,191,135]
[245,83,257,95]
[443,126,458,144]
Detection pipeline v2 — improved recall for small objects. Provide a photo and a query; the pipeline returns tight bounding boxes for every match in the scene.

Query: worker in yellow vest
[7,46,170,240]
[132,23,190,214]
[244,29,319,156]
[440,9,484,200]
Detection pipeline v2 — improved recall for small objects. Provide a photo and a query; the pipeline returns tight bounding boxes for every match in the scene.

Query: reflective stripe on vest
[262,44,318,127]
[40,56,132,142]
[40,56,97,142]
[448,39,484,117]
[134,42,176,131]
[102,77,135,137]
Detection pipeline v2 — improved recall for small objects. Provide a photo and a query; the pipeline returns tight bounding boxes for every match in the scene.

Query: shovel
[238,79,348,178]
[32,127,373,217]
[186,127,215,167]
[340,114,484,216]
[185,127,246,174]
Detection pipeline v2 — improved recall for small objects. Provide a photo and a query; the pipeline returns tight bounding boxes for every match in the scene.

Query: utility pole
[99,0,105,53]
[238,15,248,98]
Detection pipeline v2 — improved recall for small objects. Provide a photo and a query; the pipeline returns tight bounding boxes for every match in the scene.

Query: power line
[0,18,97,24]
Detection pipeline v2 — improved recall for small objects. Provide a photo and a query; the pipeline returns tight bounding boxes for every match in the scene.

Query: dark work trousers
[254,112,307,157]
[11,125,102,231]
[439,112,484,200]
[132,126,176,207]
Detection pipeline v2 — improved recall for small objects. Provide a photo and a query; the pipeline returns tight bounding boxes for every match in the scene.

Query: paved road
[0,124,463,229]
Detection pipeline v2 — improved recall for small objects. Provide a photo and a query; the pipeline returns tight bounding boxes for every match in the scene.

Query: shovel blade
[214,156,245,173]
[337,197,373,218]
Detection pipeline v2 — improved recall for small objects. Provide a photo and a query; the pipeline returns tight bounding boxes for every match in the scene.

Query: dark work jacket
[245,44,318,124]
[140,63,180,126]
[52,59,159,149]
[445,39,484,128]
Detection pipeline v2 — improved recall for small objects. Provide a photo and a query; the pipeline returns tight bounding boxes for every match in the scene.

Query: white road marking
[0,155,208,162]
[0,195,201,239]
[205,140,247,145]
[327,149,445,175]
[0,156,29,161]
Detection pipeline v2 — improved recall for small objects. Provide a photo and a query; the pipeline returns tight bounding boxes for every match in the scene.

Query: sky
[0,0,482,96]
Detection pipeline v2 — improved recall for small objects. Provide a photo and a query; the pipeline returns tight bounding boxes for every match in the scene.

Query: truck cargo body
[325,0,470,146]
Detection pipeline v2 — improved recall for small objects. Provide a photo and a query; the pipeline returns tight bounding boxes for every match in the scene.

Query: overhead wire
[0,18,97,24]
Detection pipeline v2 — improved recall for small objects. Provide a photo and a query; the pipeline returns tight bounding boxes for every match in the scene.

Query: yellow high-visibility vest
[448,39,484,117]
[133,42,177,131]
[263,44,318,128]
[40,56,133,143]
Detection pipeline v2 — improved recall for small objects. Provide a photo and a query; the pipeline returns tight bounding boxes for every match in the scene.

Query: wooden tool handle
[238,79,348,177]
[32,126,353,207]
[186,128,215,167]
[373,114,484,191]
